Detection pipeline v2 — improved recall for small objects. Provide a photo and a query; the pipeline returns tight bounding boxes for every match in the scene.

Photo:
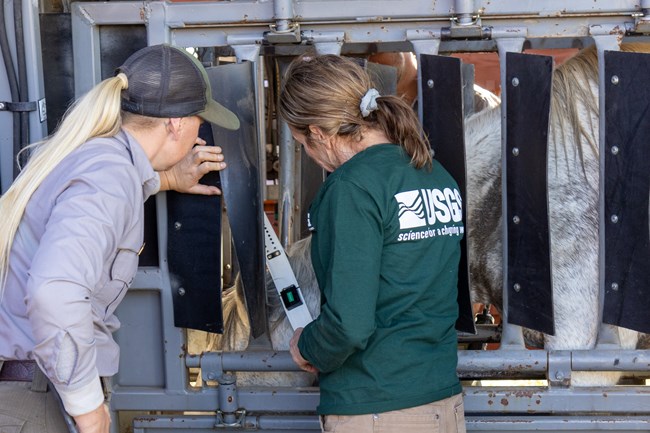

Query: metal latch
[0,101,37,112]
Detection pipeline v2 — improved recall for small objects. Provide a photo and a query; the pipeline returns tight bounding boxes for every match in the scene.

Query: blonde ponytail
[0,73,129,299]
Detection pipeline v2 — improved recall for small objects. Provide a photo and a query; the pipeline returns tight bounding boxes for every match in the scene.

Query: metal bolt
[513,283,521,292]
[611,146,619,155]
[207,372,216,380]
[512,147,519,156]
[555,371,564,380]
[611,75,619,85]
[427,79,434,88]
[511,77,519,87]
[178,287,186,296]
[611,282,619,291]
[174,221,182,231]
[610,214,619,224]
[0,102,5,110]
[512,215,520,224]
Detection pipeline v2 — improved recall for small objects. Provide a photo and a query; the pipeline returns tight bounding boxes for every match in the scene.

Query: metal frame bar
[132,414,650,433]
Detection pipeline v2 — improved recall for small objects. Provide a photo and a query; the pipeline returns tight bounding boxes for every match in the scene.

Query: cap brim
[199,98,240,130]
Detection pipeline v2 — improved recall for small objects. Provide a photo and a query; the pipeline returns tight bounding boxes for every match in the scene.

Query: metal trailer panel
[131,414,650,433]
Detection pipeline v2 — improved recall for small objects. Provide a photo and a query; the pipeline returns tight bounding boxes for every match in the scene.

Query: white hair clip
[360,88,380,117]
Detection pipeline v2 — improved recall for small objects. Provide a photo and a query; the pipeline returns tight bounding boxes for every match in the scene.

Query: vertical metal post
[0,0,14,192]
[274,0,294,32]
[454,0,475,25]
[277,58,296,248]
[70,3,102,96]
[147,2,170,45]
[494,29,526,349]
[19,0,47,143]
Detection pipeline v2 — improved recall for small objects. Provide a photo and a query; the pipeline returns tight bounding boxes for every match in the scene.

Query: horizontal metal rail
[188,349,650,376]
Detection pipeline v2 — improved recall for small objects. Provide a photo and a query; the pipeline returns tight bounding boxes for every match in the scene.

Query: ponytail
[372,95,432,170]
[0,73,129,299]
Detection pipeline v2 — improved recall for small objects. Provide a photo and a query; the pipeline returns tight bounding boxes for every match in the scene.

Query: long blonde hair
[278,55,432,170]
[0,73,129,299]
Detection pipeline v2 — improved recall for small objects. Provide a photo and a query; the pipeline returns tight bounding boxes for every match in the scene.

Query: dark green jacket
[298,144,464,415]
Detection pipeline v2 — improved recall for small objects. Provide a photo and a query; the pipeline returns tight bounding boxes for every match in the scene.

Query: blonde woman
[0,44,239,433]
[282,55,466,433]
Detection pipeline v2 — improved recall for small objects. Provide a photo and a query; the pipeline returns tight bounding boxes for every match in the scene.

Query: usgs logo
[395,188,462,229]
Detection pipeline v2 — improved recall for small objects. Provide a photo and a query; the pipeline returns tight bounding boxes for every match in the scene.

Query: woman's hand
[159,138,227,195]
[73,403,110,433]
[289,328,319,374]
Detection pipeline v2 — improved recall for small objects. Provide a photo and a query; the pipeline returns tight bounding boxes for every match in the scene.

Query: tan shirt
[0,129,159,415]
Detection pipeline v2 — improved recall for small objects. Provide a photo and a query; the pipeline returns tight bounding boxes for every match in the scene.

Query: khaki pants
[0,381,69,433]
[320,393,466,433]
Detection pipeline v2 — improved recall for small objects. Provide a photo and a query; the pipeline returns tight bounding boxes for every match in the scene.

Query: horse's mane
[549,42,650,171]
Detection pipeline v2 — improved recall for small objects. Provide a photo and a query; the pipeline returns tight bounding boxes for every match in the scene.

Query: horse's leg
[545,138,638,385]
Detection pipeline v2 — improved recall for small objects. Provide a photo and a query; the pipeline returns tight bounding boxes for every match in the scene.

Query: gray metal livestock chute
[3,0,650,431]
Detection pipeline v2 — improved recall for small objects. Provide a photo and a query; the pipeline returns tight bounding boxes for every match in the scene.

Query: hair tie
[360,88,380,117]
[116,72,129,89]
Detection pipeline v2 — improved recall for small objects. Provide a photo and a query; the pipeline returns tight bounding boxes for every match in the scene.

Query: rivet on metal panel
[511,77,519,87]
[610,214,619,223]
[611,282,619,291]
[512,215,520,224]
[611,75,620,85]
[513,283,521,292]
[512,147,519,156]
[611,145,619,155]
[178,287,186,296]
[427,79,434,88]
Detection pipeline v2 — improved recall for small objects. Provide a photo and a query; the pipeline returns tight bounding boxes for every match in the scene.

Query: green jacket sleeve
[297,179,383,373]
